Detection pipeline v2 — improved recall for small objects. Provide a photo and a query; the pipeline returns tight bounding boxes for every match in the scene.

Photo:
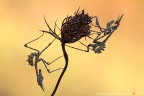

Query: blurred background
[0,0,144,96]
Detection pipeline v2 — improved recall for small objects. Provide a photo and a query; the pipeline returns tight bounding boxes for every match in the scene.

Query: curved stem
[51,43,68,96]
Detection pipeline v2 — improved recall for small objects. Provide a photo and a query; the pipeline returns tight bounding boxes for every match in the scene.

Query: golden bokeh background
[0,0,144,96]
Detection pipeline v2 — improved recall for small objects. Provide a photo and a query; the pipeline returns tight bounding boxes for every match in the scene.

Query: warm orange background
[0,0,144,96]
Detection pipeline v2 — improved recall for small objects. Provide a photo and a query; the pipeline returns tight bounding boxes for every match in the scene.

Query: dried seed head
[61,9,92,43]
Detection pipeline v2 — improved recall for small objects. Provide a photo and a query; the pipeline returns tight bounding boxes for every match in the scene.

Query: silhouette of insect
[24,32,63,91]
[66,14,123,54]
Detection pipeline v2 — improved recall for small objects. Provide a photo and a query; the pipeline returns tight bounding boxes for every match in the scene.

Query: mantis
[24,31,63,91]
[66,14,124,53]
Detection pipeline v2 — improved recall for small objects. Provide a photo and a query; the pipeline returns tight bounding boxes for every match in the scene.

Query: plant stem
[51,42,68,96]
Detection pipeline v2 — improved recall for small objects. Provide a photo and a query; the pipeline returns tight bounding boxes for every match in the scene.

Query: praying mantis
[66,14,124,54]
[24,31,63,91]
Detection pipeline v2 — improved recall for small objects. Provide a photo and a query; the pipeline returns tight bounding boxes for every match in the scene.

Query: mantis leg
[24,32,44,53]
[65,41,93,52]
[39,56,63,73]
[39,15,61,40]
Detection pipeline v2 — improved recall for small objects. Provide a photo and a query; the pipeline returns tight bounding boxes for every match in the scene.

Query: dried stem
[51,43,68,96]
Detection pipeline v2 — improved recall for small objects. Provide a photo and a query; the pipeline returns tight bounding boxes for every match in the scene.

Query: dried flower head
[61,9,92,43]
